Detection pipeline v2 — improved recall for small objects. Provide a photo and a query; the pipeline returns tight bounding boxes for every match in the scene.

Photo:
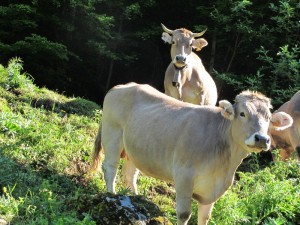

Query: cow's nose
[175,55,186,63]
[254,134,270,149]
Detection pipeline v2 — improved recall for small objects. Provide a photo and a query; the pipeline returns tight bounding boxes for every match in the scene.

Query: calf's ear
[219,100,234,120]
[162,32,173,44]
[270,112,293,131]
[192,38,208,51]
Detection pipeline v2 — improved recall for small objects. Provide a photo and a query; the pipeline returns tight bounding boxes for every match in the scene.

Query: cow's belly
[129,155,174,182]
[123,128,175,182]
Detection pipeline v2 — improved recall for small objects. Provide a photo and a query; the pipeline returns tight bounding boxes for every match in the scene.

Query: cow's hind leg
[102,126,124,194]
[121,157,140,194]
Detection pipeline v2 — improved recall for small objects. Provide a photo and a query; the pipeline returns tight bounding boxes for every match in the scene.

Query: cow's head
[268,111,294,160]
[219,91,293,153]
[161,23,207,68]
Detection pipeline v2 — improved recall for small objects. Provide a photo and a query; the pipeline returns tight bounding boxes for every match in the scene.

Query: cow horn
[161,23,174,34]
[193,28,207,38]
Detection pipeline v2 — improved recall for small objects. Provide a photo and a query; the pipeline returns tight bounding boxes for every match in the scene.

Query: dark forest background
[0,0,299,107]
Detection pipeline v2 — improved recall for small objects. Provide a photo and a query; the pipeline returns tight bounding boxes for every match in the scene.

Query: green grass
[0,58,299,224]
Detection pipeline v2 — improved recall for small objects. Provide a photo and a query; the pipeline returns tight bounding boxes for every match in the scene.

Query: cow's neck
[226,134,250,174]
[215,125,250,191]
[232,144,249,169]
[193,143,249,204]
[210,145,249,203]
[173,64,187,71]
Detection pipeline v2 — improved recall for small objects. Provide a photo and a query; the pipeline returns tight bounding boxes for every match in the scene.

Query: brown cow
[91,83,292,225]
[161,24,217,105]
[269,90,300,161]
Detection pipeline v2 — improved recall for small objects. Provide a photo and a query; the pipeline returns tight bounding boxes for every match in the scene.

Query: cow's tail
[90,122,103,173]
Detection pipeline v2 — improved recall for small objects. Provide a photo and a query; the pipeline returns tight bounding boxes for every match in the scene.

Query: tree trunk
[106,16,124,91]
[226,33,240,72]
[209,28,217,74]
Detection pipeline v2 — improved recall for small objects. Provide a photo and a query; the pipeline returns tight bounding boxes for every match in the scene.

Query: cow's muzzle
[175,55,186,64]
[245,133,271,151]
[254,134,270,150]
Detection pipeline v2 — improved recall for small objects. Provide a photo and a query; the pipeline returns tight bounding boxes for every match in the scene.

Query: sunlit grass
[0,58,299,224]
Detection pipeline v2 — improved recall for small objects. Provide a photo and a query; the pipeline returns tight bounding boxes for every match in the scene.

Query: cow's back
[103,82,183,125]
[276,91,300,126]
[102,83,138,125]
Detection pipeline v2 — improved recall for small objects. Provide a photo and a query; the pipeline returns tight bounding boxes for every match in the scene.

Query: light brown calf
[92,83,292,225]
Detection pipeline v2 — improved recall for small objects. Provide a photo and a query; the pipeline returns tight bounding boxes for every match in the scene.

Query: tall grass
[210,161,300,225]
[0,58,299,224]
[0,58,100,224]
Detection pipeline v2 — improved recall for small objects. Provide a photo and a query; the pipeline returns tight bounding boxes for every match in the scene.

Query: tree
[0,0,298,105]
[203,0,300,106]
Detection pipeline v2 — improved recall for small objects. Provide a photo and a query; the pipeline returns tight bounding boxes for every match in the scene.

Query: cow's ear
[192,38,208,51]
[219,100,234,120]
[162,32,173,44]
[270,112,293,131]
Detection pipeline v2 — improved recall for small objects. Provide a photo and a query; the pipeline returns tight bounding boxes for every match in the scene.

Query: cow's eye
[240,112,245,117]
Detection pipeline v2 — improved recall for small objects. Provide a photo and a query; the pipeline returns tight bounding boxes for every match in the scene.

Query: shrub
[210,161,300,224]
[0,57,35,92]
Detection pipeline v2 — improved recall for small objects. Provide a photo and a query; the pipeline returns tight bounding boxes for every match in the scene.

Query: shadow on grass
[0,149,171,224]
[30,97,101,117]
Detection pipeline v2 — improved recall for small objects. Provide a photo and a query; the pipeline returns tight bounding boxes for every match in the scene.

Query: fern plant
[1,57,35,92]
[215,44,300,108]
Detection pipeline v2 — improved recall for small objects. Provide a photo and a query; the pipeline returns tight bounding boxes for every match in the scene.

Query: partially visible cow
[269,90,299,161]
[161,24,217,105]
[91,83,292,225]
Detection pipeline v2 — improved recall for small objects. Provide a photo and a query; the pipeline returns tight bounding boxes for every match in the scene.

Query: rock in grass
[74,193,173,225]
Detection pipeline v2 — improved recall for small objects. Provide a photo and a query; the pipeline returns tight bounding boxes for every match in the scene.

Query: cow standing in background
[91,82,292,225]
[269,90,300,161]
[161,24,217,105]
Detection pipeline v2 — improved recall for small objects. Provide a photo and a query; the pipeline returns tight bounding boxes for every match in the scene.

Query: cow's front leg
[280,149,292,161]
[199,94,205,105]
[177,86,183,101]
[176,195,192,225]
[197,202,214,225]
[174,176,193,225]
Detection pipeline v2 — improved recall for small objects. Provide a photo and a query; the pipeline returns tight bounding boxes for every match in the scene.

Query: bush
[0,57,35,92]
[210,161,300,224]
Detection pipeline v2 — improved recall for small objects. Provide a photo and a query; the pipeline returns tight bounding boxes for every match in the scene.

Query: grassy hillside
[0,58,299,225]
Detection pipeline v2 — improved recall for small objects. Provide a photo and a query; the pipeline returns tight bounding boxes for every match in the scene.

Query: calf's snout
[175,55,186,64]
[254,134,270,150]
[245,132,271,151]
